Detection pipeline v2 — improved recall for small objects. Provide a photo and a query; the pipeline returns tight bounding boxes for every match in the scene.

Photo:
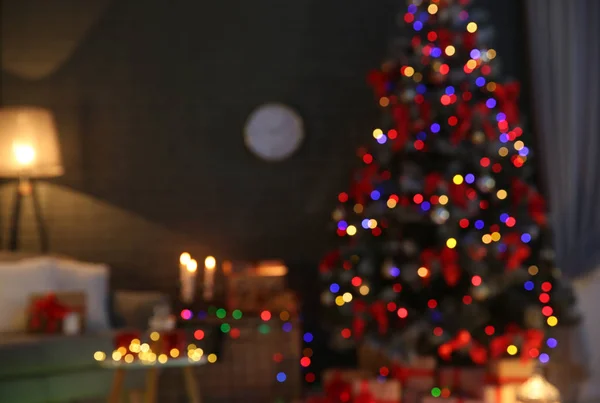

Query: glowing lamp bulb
[13,144,35,166]
[205,256,216,270]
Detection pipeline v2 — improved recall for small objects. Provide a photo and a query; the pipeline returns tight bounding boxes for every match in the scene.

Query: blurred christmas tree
[319,0,578,365]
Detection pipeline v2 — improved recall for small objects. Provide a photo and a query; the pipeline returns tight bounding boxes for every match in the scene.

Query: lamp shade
[0,106,64,178]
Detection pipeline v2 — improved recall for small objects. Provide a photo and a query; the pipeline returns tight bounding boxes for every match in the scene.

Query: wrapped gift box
[391,355,436,403]
[353,378,402,403]
[322,368,370,402]
[484,359,535,403]
[487,359,535,380]
[439,366,486,397]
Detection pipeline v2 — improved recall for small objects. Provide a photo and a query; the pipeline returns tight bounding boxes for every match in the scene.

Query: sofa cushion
[54,259,110,332]
[0,258,56,332]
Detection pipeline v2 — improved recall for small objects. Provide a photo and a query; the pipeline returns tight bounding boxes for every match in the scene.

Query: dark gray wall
[0,0,524,291]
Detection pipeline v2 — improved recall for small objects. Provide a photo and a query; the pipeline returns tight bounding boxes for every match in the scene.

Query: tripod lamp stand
[0,106,64,252]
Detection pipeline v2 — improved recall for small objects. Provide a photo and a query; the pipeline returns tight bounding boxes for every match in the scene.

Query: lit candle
[203,256,216,301]
[179,253,197,303]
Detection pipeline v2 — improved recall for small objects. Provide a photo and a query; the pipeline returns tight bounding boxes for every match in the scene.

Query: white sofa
[0,256,110,334]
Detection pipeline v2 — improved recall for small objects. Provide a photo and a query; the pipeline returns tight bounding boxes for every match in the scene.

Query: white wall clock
[244,103,304,162]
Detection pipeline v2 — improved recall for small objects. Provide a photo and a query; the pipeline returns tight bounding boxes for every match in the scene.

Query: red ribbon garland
[392,104,410,151]
[367,70,389,98]
[353,300,389,338]
[420,247,461,286]
[489,328,544,361]
[452,102,496,145]
[320,250,341,273]
[438,330,489,364]
[494,82,520,125]
[502,232,531,271]
[350,162,380,204]
[510,179,547,226]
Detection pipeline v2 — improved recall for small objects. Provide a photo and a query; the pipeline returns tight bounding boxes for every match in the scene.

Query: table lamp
[0,106,63,252]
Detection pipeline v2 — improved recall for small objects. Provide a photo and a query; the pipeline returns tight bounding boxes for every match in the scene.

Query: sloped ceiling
[1,0,111,80]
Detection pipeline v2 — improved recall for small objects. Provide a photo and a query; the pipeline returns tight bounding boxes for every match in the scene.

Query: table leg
[183,366,202,403]
[107,368,125,403]
[144,367,159,403]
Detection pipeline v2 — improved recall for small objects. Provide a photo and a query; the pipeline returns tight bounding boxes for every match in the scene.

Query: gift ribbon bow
[489,328,544,361]
[30,293,71,332]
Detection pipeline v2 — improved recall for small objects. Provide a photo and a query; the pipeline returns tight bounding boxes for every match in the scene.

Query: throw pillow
[0,258,56,332]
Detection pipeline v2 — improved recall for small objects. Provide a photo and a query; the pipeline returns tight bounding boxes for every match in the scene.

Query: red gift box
[322,369,369,403]
[391,356,436,403]
[438,366,486,398]
[353,378,402,403]
[114,331,142,353]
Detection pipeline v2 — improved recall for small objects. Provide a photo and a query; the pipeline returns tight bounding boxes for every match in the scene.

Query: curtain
[526,2,600,401]
[525,0,600,280]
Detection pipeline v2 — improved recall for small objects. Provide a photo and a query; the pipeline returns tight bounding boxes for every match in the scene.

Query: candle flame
[187,259,198,273]
[205,256,216,270]
[180,252,191,265]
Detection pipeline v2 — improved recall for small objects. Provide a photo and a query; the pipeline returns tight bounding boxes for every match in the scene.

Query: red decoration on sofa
[29,293,71,333]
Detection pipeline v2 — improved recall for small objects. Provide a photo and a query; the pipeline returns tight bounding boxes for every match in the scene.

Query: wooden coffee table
[100,357,207,403]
